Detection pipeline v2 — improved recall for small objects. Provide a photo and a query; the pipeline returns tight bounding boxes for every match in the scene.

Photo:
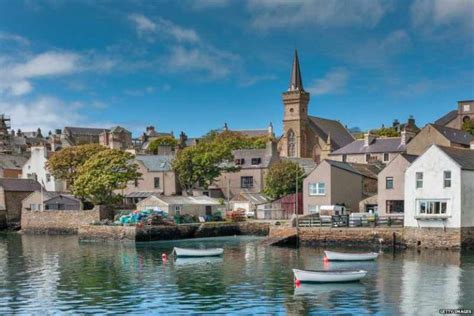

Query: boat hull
[324,250,379,261]
[173,247,224,257]
[293,269,367,283]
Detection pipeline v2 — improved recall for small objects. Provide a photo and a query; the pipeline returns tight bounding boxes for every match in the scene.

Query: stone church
[278,50,354,162]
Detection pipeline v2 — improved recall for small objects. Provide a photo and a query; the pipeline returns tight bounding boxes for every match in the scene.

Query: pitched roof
[438,146,474,171]
[289,49,304,91]
[330,137,406,155]
[308,116,354,149]
[434,110,457,126]
[430,124,473,145]
[40,191,80,202]
[125,191,156,198]
[284,157,317,175]
[0,178,41,192]
[0,154,28,170]
[64,126,109,136]
[325,160,379,179]
[400,153,418,163]
[231,192,270,204]
[135,155,174,172]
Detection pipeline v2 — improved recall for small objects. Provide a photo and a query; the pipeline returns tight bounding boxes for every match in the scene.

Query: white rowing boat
[293,269,367,283]
[324,250,379,261]
[173,247,224,257]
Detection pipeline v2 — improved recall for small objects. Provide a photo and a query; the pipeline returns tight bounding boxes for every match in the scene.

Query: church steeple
[289,49,304,91]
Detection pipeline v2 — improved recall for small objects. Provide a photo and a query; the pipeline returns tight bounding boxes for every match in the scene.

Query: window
[308,205,320,214]
[46,174,51,182]
[342,155,347,162]
[309,182,325,195]
[417,200,447,215]
[288,130,296,157]
[386,177,394,189]
[386,200,404,213]
[154,177,160,189]
[416,172,423,189]
[443,171,451,188]
[365,154,371,162]
[235,158,245,165]
[241,176,254,188]
[251,158,261,165]
[463,104,471,112]
[383,153,389,162]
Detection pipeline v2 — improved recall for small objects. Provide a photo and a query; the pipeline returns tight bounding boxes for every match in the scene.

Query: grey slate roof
[125,191,155,198]
[434,110,457,126]
[135,155,174,172]
[330,137,406,155]
[430,124,473,145]
[64,127,109,136]
[231,192,270,204]
[40,191,80,202]
[400,153,418,163]
[0,154,28,170]
[0,178,41,192]
[308,116,355,150]
[438,146,474,171]
[325,160,379,179]
[284,157,317,175]
[148,195,221,205]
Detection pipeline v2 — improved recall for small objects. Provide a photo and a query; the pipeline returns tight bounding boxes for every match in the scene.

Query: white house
[22,146,65,192]
[404,145,474,248]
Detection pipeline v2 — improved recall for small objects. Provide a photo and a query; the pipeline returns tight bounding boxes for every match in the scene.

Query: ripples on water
[0,233,473,315]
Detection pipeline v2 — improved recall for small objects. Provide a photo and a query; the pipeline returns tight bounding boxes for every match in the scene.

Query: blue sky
[0,0,473,138]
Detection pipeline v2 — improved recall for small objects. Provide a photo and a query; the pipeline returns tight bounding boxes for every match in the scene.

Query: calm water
[0,233,473,315]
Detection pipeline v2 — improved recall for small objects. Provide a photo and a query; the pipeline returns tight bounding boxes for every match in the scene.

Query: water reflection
[0,233,472,314]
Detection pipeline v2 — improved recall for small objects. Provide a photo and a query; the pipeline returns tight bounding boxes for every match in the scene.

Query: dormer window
[251,158,261,165]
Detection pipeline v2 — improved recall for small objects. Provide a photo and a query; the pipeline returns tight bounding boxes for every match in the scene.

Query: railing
[298,214,404,228]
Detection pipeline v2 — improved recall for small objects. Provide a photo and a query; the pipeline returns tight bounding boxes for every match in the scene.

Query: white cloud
[164,45,239,79]
[0,32,30,46]
[307,68,349,95]
[128,13,200,43]
[0,96,84,132]
[9,80,33,96]
[412,0,473,26]
[247,0,392,30]
[10,52,80,78]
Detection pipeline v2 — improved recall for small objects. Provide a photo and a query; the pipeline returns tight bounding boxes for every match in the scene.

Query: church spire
[289,49,304,92]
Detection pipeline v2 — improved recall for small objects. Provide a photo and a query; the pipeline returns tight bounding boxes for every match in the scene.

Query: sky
[0,0,473,138]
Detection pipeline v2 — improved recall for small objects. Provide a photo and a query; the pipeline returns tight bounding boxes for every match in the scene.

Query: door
[205,206,212,216]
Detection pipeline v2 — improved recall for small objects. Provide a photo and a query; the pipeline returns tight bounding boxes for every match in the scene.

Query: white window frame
[463,104,470,112]
[416,172,423,189]
[416,199,448,216]
[443,171,451,188]
[309,182,325,196]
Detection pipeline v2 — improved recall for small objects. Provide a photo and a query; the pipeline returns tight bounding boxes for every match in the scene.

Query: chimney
[471,140,474,150]
[392,119,400,129]
[401,130,407,145]
[267,122,274,137]
[223,122,228,131]
[407,115,415,128]
[364,133,375,147]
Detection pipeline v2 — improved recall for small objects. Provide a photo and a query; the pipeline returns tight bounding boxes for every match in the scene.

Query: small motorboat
[324,250,379,261]
[293,269,367,283]
[173,247,224,257]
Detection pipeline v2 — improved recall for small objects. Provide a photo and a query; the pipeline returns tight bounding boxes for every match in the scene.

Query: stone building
[0,178,41,228]
[303,160,379,214]
[62,126,109,146]
[0,154,28,178]
[435,100,474,130]
[214,140,279,199]
[277,50,354,162]
[406,124,473,156]
[99,126,133,150]
[122,155,180,205]
[22,191,82,211]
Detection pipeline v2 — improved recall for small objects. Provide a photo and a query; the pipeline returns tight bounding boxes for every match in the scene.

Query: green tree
[370,127,400,137]
[462,120,474,135]
[73,149,141,205]
[147,136,178,154]
[264,160,305,199]
[46,144,107,186]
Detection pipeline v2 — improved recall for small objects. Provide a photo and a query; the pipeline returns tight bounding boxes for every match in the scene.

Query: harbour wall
[78,221,271,242]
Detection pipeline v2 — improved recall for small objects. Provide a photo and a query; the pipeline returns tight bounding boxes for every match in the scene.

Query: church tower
[281,50,310,158]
